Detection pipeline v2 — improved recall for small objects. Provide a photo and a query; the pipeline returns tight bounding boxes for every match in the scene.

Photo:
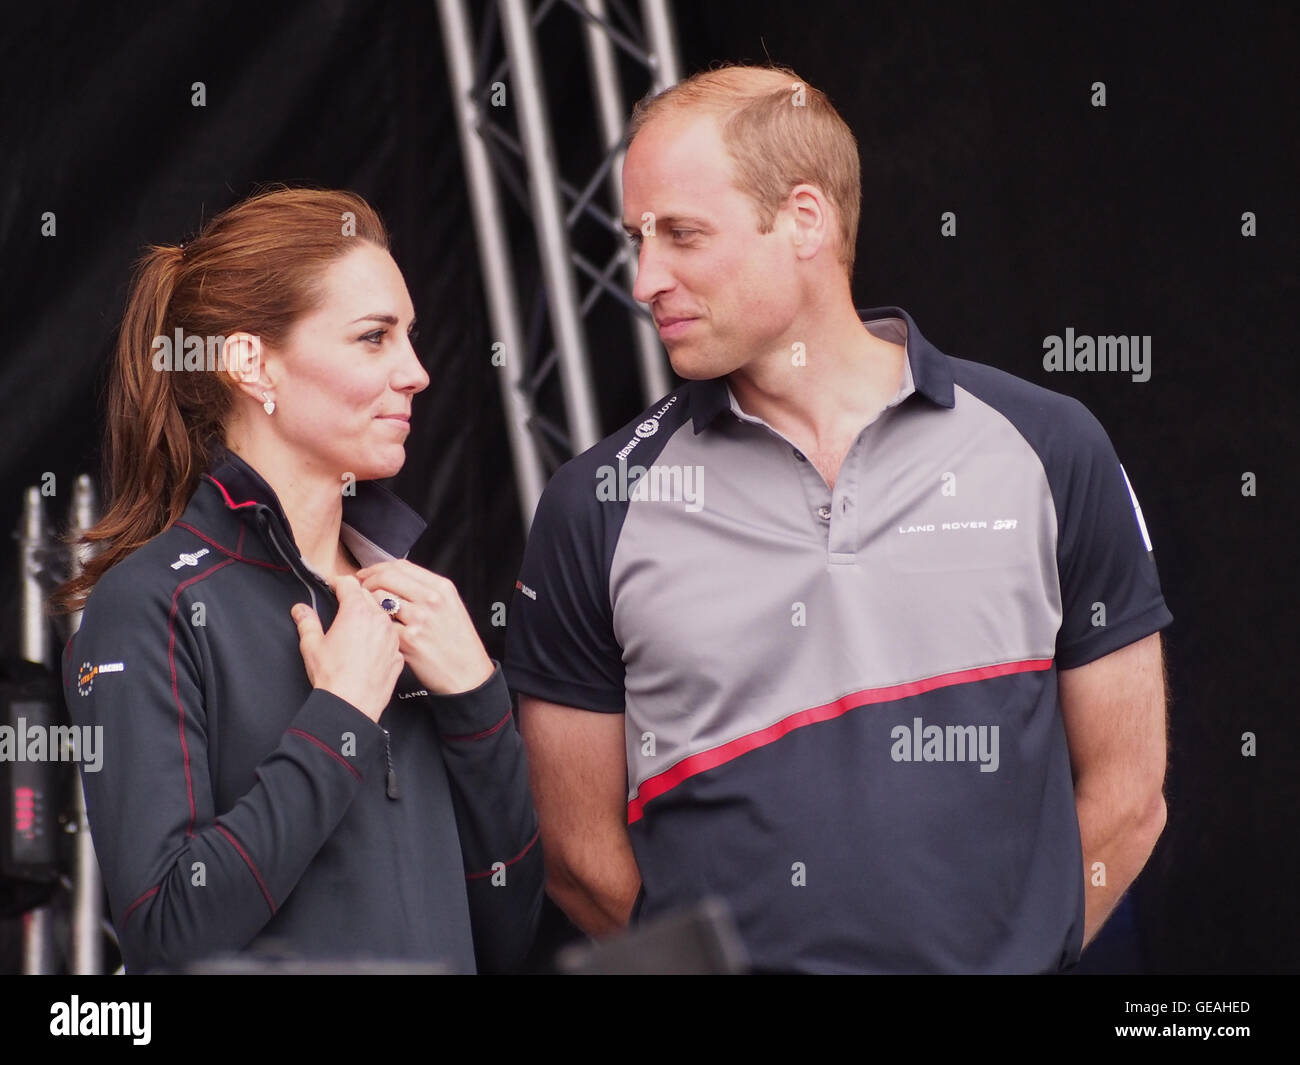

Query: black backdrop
[1,0,1296,974]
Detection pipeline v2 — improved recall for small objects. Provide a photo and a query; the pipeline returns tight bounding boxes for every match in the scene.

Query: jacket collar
[200,444,427,571]
[688,305,957,434]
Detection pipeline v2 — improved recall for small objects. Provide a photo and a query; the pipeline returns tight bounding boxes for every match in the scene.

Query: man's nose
[632,237,673,305]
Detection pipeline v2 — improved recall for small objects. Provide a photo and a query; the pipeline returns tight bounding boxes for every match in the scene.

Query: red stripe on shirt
[626,657,1054,824]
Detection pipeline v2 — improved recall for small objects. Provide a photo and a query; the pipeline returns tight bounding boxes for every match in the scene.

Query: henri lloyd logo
[170,548,210,570]
[615,395,678,462]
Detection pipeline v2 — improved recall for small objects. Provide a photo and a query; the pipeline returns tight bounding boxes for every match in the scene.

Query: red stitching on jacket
[465,829,539,880]
[168,558,237,837]
[441,708,513,743]
[214,821,277,914]
[174,521,289,571]
[123,885,160,924]
[287,728,362,782]
[205,474,261,510]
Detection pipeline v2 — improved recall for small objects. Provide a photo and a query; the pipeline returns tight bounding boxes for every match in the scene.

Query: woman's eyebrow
[348,312,418,328]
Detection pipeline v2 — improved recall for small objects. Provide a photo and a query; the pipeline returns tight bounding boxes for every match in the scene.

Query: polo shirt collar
[203,444,427,567]
[689,306,956,433]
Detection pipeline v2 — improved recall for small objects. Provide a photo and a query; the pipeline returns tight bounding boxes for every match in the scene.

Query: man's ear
[223,332,274,402]
[786,184,830,262]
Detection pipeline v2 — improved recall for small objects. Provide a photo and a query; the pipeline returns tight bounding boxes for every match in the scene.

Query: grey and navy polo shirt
[504,306,1172,973]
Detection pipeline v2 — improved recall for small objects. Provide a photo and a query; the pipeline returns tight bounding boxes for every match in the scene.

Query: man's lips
[655,315,698,338]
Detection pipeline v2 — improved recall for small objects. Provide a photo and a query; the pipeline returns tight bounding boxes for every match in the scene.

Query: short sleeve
[1052,405,1173,669]
[503,458,626,712]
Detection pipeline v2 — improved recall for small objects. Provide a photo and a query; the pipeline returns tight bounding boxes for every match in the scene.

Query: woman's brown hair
[50,185,389,615]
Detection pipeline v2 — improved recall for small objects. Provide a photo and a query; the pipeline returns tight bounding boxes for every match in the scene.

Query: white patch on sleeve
[1119,464,1153,552]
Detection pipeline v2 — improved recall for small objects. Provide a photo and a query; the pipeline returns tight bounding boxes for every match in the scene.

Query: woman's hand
[291,575,405,722]
[355,560,495,696]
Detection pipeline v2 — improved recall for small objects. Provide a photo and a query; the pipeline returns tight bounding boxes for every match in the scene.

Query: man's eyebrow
[621,215,712,232]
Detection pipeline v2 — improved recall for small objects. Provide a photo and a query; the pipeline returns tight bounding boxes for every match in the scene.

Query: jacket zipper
[382,728,400,799]
[256,507,400,801]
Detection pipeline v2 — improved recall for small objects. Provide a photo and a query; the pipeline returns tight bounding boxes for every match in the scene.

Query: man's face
[622,111,802,379]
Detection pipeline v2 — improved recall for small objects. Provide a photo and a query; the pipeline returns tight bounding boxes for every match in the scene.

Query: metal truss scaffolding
[438,0,683,531]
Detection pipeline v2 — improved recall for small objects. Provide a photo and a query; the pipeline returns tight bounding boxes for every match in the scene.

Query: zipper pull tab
[382,727,399,800]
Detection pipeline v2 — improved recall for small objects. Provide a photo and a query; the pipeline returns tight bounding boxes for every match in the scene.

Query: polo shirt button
[816,505,832,521]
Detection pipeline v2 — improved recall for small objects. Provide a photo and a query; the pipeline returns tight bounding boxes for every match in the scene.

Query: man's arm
[1058,630,1168,950]
[518,695,641,937]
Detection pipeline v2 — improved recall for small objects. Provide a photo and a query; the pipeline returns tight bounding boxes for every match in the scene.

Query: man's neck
[726,303,906,459]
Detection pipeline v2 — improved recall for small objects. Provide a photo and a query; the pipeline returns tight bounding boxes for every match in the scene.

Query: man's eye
[671,229,695,241]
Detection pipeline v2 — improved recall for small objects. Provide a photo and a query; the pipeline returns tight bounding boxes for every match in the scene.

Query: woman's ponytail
[51,244,205,614]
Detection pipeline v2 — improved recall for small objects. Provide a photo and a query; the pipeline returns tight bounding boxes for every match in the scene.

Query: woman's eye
[361,330,385,344]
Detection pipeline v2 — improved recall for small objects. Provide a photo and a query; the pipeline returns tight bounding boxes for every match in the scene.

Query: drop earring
[262,393,275,416]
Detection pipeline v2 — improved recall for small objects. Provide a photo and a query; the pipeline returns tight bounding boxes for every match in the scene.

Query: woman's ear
[223,332,274,403]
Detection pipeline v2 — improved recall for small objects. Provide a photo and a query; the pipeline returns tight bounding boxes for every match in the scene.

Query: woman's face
[264,241,429,483]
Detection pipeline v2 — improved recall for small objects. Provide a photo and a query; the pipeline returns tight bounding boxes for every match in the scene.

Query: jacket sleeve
[426,661,543,973]
[63,563,387,973]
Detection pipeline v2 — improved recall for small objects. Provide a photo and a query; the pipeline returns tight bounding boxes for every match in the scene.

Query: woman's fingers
[300,576,405,721]
[352,561,492,695]
[355,560,452,605]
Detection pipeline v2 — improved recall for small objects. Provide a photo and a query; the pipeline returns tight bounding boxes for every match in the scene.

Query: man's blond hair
[628,64,861,275]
